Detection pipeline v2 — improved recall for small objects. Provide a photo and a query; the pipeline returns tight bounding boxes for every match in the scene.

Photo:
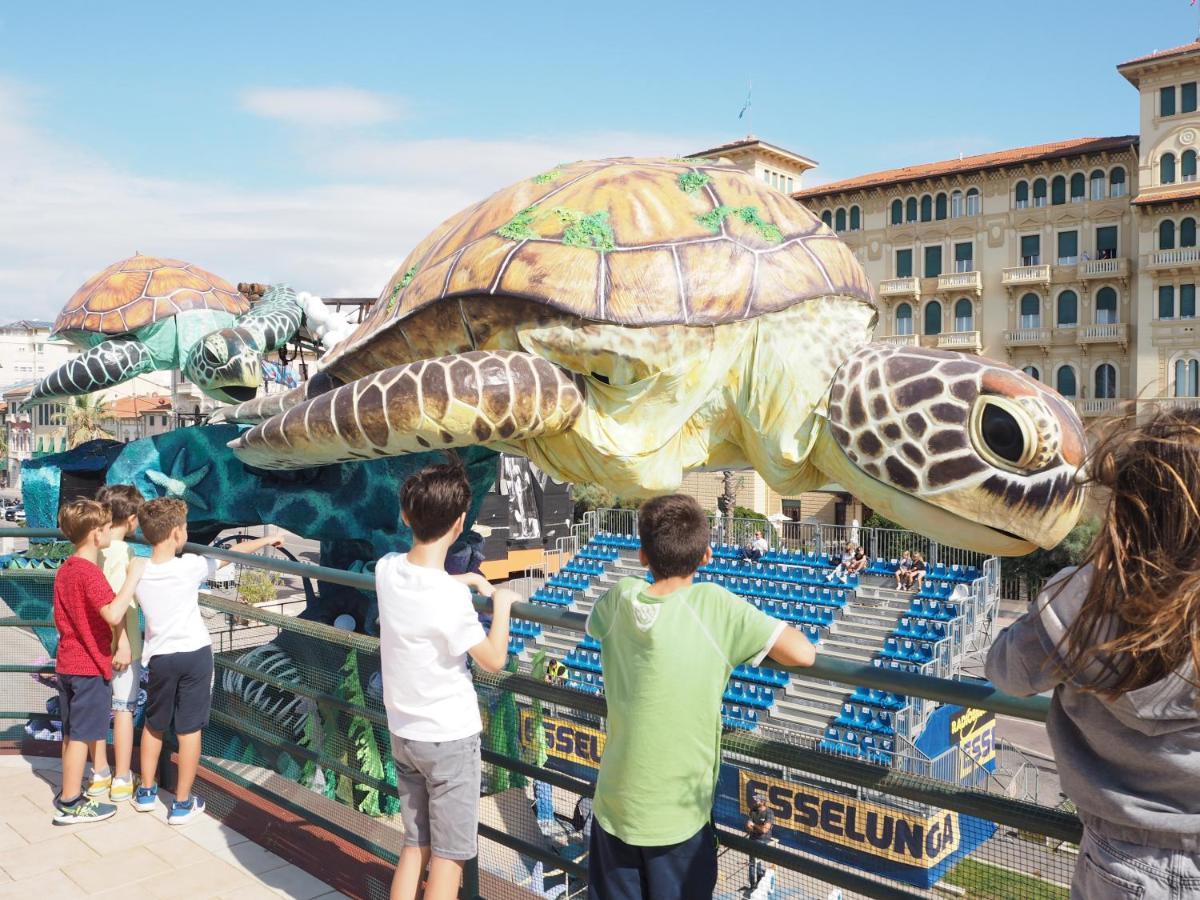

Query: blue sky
[0,1,1195,318]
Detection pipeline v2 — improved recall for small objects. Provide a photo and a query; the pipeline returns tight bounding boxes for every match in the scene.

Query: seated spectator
[894,550,913,590]
[846,544,868,578]
[910,553,927,592]
[741,530,770,562]
[826,542,856,584]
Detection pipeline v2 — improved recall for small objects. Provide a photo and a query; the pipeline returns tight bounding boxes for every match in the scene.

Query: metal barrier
[0,529,1080,899]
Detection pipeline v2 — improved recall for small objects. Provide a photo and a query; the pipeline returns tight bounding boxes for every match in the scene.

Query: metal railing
[0,529,1080,898]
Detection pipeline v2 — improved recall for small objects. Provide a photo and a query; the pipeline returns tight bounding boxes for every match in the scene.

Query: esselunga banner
[517,707,995,888]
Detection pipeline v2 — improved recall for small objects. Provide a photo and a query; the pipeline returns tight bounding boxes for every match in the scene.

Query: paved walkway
[0,754,346,899]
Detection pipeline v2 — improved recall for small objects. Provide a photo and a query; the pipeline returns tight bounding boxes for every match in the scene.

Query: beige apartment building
[682,41,1200,526]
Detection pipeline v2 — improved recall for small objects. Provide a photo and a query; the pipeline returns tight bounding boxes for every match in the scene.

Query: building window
[891,199,903,225]
[895,303,913,335]
[1185,150,1199,183]
[1033,178,1048,207]
[1160,219,1177,250]
[1014,181,1029,208]
[1162,85,1178,117]
[822,210,833,228]
[923,301,942,336]
[1162,153,1177,185]
[1110,167,1127,197]
[954,241,973,273]
[1096,225,1118,259]
[953,298,974,332]
[1051,175,1067,206]
[1175,358,1200,397]
[966,187,981,216]
[1056,365,1078,398]
[906,197,918,223]
[835,208,847,232]
[924,245,942,278]
[1184,283,1197,319]
[1070,172,1086,202]
[895,248,913,278]
[772,172,779,189]
[1094,364,1117,400]
[1020,234,1041,266]
[1089,169,1106,200]
[1020,293,1042,329]
[762,170,771,184]
[1095,286,1118,324]
[952,189,965,217]
[1160,284,1176,319]
[1184,217,1198,248]
[1057,290,1079,327]
[849,205,861,231]
[1057,230,1078,265]
[935,193,947,220]
[786,177,794,192]
[1185,82,1198,113]
[1022,366,1040,381]
[920,195,933,222]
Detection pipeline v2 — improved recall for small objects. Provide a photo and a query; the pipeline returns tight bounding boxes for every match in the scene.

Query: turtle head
[183,327,263,405]
[814,344,1086,556]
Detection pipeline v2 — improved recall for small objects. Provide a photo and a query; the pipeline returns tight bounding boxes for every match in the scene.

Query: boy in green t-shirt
[585,494,816,899]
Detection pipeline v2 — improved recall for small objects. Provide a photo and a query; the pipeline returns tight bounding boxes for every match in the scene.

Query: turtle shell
[53,255,249,336]
[327,157,873,368]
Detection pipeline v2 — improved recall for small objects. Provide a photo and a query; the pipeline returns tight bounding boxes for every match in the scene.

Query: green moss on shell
[695,205,783,242]
[677,172,711,194]
[532,169,562,184]
[498,205,540,241]
[555,208,616,252]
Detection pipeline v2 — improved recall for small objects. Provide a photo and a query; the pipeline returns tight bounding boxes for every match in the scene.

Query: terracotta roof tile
[793,135,1138,200]
[1132,184,1200,206]
[103,394,172,419]
[1119,41,1200,69]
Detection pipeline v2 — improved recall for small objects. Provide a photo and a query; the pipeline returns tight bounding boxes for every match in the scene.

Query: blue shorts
[58,674,111,742]
[587,821,717,900]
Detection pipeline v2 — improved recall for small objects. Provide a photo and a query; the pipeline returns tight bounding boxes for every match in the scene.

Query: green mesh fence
[0,542,1081,900]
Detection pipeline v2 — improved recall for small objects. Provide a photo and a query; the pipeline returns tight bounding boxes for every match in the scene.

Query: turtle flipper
[227,350,585,469]
[209,372,340,424]
[25,339,155,406]
[183,284,305,403]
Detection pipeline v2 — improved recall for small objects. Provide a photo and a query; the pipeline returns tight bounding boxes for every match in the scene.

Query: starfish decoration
[145,448,212,511]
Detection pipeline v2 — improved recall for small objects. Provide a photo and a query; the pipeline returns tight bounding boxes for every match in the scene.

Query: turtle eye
[971,397,1043,473]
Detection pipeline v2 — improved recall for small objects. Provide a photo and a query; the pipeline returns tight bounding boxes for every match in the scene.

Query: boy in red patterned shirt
[52,499,144,825]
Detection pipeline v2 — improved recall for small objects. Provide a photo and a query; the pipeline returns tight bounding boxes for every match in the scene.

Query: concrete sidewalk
[0,754,346,899]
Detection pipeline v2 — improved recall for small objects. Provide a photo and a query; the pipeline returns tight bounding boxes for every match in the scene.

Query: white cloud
[0,79,702,323]
[240,87,404,127]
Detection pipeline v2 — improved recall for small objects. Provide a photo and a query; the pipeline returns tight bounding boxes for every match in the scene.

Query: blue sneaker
[133,784,158,813]
[168,795,205,826]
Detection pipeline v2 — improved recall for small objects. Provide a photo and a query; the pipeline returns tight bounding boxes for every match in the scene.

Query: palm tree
[53,394,114,449]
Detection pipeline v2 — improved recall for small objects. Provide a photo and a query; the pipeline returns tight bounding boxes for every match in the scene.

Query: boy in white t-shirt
[130,498,280,824]
[377,457,518,900]
[85,484,145,803]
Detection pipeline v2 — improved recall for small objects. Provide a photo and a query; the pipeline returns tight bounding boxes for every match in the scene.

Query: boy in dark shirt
[52,499,143,824]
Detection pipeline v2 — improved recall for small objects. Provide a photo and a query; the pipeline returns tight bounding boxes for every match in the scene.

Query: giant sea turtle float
[226,157,1086,555]
[28,255,305,406]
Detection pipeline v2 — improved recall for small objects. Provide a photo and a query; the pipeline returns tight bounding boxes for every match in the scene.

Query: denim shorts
[1073,829,1200,900]
[111,660,142,712]
[389,733,481,861]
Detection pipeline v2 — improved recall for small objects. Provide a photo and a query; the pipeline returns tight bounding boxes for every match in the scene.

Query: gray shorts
[390,733,481,861]
[1073,829,1200,899]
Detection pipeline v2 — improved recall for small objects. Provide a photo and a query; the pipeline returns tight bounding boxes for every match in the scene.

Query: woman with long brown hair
[987,408,1200,898]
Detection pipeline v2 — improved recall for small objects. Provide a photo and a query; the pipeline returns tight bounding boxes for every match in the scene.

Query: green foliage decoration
[676,172,711,194]
[695,205,783,242]
[533,169,562,184]
[385,266,419,313]
[555,208,616,252]
[487,656,526,792]
[339,649,386,817]
[498,205,541,240]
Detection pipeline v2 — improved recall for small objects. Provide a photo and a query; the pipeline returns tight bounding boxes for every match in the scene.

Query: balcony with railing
[877,332,920,347]
[1076,322,1129,347]
[1002,328,1050,349]
[0,525,1082,900]
[878,276,921,298]
[1076,398,1128,418]
[936,271,982,294]
[1000,264,1050,287]
[1150,247,1200,269]
[935,331,982,352]
[1078,257,1128,280]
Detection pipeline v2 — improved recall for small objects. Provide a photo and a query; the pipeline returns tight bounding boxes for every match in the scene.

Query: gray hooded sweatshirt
[986,564,1200,850]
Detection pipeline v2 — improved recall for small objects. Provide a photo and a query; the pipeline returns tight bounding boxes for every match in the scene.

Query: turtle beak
[185,329,264,404]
